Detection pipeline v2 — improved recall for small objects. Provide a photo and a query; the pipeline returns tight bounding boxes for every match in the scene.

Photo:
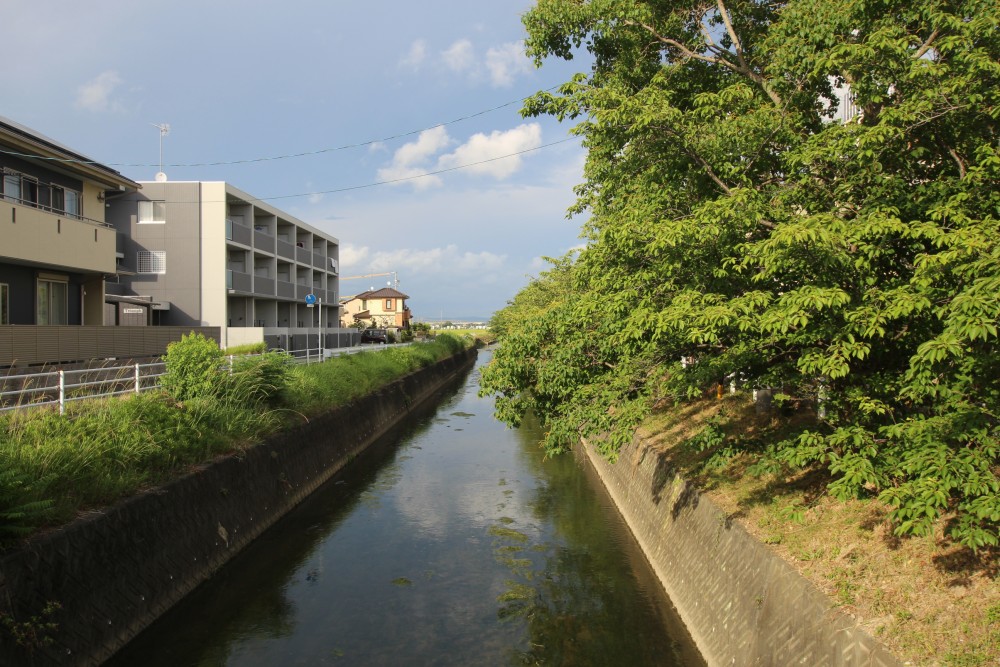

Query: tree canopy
[480,0,1000,549]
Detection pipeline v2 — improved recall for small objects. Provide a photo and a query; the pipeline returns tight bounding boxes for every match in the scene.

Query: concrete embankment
[0,347,477,667]
[579,436,902,667]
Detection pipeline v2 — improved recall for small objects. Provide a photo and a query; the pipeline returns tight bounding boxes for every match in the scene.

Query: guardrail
[0,343,413,414]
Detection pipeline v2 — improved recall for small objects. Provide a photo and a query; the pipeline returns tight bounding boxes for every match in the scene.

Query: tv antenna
[151,122,170,181]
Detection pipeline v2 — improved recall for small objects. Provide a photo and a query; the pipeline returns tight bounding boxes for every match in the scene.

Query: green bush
[161,332,224,401]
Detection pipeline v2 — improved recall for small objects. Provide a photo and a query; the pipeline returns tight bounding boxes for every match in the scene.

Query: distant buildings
[340,287,411,330]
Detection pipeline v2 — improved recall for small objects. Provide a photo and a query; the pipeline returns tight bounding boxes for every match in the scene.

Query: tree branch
[716,0,748,71]
[913,29,940,60]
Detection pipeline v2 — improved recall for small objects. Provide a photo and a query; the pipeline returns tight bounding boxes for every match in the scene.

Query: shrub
[161,332,224,401]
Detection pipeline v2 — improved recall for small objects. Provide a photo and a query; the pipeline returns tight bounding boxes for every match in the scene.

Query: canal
[108,350,705,666]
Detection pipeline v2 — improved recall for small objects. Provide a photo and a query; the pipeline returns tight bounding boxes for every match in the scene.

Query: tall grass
[0,335,469,545]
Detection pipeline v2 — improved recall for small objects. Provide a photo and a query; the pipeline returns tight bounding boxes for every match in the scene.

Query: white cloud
[437,123,542,179]
[442,39,475,73]
[376,126,451,190]
[485,41,533,87]
[75,71,124,112]
[399,39,427,69]
[350,245,506,275]
[339,244,370,268]
[393,126,451,167]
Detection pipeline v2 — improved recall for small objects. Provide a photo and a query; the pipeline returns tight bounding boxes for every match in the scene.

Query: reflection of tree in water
[491,413,698,667]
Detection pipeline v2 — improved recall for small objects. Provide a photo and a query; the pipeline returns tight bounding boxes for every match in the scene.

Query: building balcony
[254,275,275,296]
[225,219,252,246]
[227,269,252,293]
[0,200,116,273]
[276,238,295,260]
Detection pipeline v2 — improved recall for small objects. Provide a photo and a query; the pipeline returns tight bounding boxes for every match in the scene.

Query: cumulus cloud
[376,126,451,190]
[339,244,370,268]
[399,39,427,69]
[442,39,475,73]
[485,41,533,87]
[75,71,124,112]
[437,123,542,179]
[376,123,543,189]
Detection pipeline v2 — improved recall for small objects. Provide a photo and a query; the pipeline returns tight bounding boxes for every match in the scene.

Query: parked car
[361,328,388,344]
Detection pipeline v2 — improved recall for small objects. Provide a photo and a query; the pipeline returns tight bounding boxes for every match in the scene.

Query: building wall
[109,182,205,327]
[200,182,228,334]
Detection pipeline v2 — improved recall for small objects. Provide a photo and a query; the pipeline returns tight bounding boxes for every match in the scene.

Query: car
[361,328,388,344]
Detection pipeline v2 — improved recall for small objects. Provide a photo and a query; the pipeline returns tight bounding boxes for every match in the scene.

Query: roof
[0,115,140,191]
[351,287,410,300]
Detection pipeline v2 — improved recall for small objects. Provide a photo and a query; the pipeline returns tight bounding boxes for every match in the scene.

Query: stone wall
[0,348,477,667]
[580,437,902,667]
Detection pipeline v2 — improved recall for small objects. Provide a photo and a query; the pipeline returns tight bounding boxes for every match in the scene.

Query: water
[109,351,704,666]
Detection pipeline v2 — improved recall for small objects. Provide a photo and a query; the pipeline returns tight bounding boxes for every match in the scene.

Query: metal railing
[0,342,413,413]
[0,362,167,414]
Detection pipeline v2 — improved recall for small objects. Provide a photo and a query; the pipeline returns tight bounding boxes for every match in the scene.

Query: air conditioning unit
[329,258,339,274]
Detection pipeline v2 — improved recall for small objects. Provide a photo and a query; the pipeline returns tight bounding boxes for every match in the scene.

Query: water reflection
[109,353,703,666]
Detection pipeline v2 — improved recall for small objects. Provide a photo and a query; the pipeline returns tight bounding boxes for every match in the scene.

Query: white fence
[0,343,411,414]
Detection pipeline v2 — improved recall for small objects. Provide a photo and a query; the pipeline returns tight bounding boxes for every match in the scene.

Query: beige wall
[0,200,116,273]
[200,183,229,341]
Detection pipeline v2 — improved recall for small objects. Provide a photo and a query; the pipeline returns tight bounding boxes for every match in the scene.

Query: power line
[259,137,577,202]
[0,86,563,169]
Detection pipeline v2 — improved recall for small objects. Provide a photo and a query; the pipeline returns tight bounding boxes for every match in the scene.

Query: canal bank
[580,435,903,667]
[0,347,477,667]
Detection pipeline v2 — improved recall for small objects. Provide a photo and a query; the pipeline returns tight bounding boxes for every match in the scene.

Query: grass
[637,393,1000,666]
[0,335,470,546]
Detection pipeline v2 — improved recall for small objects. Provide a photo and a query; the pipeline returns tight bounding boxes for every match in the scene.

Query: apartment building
[0,115,139,328]
[107,180,343,350]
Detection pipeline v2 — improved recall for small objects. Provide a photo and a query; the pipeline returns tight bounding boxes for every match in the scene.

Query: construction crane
[339,271,400,291]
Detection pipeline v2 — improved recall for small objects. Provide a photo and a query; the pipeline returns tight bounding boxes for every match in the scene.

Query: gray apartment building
[107,180,343,351]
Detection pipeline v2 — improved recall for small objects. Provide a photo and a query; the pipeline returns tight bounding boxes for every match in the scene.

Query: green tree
[483,0,1000,547]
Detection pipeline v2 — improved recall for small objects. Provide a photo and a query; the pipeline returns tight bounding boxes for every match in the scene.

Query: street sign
[305,293,317,305]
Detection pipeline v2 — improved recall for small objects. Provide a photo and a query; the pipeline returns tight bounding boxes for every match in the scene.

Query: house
[340,287,411,330]
[107,179,344,351]
[0,117,217,366]
[0,115,139,328]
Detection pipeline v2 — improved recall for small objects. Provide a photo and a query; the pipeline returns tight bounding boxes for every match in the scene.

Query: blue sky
[2,1,591,322]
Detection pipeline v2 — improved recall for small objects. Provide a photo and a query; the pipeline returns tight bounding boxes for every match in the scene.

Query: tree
[483,0,1000,547]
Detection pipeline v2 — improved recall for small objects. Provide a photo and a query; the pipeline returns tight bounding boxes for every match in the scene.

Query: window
[37,278,68,325]
[0,283,8,324]
[2,172,20,203]
[385,299,394,310]
[137,250,167,274]
[51,187,81,217]
[138,200,166,223]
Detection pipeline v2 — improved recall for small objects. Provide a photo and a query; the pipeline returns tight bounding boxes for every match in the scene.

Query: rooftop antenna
[151,122,170,181]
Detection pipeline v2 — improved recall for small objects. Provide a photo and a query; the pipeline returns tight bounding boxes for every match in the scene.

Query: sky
[1,1,592,322]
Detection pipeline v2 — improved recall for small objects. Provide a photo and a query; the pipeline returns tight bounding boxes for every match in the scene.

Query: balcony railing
[1,196,111,228]
[227,269,252,293]
[225,219,252,246]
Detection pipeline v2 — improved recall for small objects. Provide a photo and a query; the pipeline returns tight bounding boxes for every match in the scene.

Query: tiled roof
[354,287,410,300]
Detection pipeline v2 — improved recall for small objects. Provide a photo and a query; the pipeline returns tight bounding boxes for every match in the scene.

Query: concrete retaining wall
[580,437,902,667]
[0,348,477,666]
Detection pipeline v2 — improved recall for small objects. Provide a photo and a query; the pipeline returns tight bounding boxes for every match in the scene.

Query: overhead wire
[0,85,564,169]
